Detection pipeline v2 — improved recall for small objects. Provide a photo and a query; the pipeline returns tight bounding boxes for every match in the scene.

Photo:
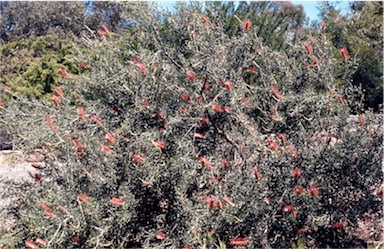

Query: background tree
[319,1,383,111]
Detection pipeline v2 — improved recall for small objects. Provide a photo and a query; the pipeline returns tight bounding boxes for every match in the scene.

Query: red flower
[241,97,249,104]
[181,93,190,102]
[212,104,223,113]
[283,205,293,213]
[194,132,205,139]
[53,86,64,98]
[271,86,283,99]
[52,95,61,106]
[102,145,112,154]
[152,140,167,149]
[332,222,345,229]
[224,80,234,91]
[187,70,196,81]
[31,163,42,169]
[292,168,303,178]
[321,21,326,31]
[242,19,252,31]
[102,24,111,33]
[339,47,349,60]
[105,132,116,145]
[44,207,57,218]
[143,99,150,108]
[0,99,5,106]
[268,140,279,151]
[309,57,319,68]
[303,42,313,54]
[195,97,203,104]
[77,107,86,121]
[133,57,140,64]
[29,172,43,183]
[80,61,90,68]
[35,238,47,246]
[224,106,231,113]
[181,108,190,116]
[26,239,39,249]
[253,166,262,180]
[277,133,287,145]
[247,67,256,73]
[90,114,103,126]
[77,193,90,204]
[204,195,223,209]
[136,63,148,74]
[45,116,57,132]
[97,28,106,37]
[199,156,208,167]
[110,197,124,206]
[155,233,167,240]
[200,117,209,125]
[223,195,236,207]
[59,67,69,79]
[229,237,249,246]
[358,115,366,126]
[308,186,320,198]
[133,154,144,163]
[294,186,304,195]
[222,159,230,168]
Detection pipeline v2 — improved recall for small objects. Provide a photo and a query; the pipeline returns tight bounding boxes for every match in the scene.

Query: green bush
[0,3,382,248]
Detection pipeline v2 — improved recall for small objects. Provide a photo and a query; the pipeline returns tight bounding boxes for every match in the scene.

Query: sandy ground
[0,151,40,230]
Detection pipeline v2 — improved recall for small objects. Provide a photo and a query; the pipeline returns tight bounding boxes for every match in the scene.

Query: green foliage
[1,36,80,98]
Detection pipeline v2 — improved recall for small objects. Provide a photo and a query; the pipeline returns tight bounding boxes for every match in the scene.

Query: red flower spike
[241,97,249,104]
[26,239,39,249]
[224,80,234,91]
[332,222,345,229]
[105,132,116,145]
[152,140,167,149]
[52,95,61,106]
[77,193,90,204]
[225,106,231,113]
[268,140,279,151]
[80,61,90,68]
[248,67,256,73]
[53,87,64,98]
[242,19,252,31]
[339,47,349,60]
[200,117,209,125]
[136,63,148,74]
[358,115,366,126]
[223,196,235,207]
[222,159,230,168]
[102,145,112,154]
[292,168,303,178]
[309,57,319,68]
[133,154,144,163]
[199,156,208,167]
[38,202,50,209]
[35,238,47,246]
[133,57,140,64]
[194,132,205,139]
[59,67,69,79]
[156,233,167,240]
[181,93,190,102]
[29,172,43,182]
[308,186,320,198]
[212,104,223,113]
[181,108,190,116]
[283,205,293,213]
[97,28,106,37]
[303,42,313,54]
[44,207,57,218]
[110,197,124,206]
[253,166,262,180]
[277,133,287,145]
[263,197,270,205]
[294,186,304,195]
[90,114,103,126]
[271,86,283,99]
[186,70,196,81]
[195,97,203,105]
[229,237,249,246]
[45,116,57,132]
[31,163,42,169]
[102,24,111,34]
[77,107,86,121]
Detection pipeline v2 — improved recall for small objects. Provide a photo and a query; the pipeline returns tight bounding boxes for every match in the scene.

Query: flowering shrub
[0,3,382,248]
